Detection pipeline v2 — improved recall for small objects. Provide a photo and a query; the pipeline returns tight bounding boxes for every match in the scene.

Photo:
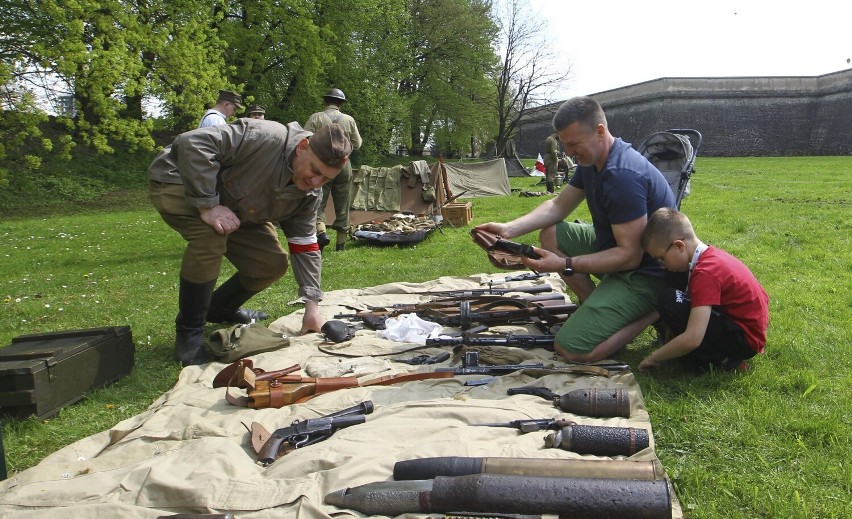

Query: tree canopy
[1,0,568,174]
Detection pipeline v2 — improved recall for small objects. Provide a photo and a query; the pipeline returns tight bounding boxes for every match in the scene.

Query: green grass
[1,156,851,518]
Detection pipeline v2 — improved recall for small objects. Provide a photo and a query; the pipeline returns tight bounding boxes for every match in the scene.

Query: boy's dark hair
[641,207,697,250]
[552,96,607,133]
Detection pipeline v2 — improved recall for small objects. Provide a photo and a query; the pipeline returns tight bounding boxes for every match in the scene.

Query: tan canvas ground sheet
[0,274,682,518]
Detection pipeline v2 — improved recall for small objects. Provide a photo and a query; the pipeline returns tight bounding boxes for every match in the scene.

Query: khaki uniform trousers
[149,181,288,291]
[316,161,353,234]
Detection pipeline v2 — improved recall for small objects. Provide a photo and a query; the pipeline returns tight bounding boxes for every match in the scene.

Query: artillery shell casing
[327,474,671,518]
[431,474,671,518]
[559,387,631,418]
[550,424,650,456]
[394,456,664,481]
[324,479,434,515]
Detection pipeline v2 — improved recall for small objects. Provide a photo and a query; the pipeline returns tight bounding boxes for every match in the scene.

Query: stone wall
[515,69,851,157]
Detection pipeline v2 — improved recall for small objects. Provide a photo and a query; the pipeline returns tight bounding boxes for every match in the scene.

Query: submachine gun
[253,401,374,466]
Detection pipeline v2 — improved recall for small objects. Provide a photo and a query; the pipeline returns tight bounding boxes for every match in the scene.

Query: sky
[526,0,851,100]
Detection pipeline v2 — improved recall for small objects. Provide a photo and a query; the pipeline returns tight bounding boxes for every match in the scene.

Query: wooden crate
[0,327,135,419]
[442,202,473,226]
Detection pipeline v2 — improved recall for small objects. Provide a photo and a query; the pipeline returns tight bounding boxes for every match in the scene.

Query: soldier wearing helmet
[304,88,363,251]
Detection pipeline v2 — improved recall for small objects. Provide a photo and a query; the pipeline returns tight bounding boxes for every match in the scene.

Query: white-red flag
[534,153,546,173]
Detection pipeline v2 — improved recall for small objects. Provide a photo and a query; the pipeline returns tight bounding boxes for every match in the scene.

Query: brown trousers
[149,181,288,291]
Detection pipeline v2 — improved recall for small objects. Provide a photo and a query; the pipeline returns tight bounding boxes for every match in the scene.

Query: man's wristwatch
[562,257,574,277]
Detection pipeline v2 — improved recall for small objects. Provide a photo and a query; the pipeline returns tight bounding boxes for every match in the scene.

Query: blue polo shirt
[568,138,675,276]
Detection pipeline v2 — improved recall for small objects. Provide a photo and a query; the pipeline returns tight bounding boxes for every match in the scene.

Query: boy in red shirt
[638,208,769,373]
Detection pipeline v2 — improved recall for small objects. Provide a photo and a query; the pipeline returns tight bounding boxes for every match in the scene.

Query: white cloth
[377,313,443,344]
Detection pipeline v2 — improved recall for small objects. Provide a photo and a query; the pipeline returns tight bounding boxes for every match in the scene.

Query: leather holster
[470,228,526,270]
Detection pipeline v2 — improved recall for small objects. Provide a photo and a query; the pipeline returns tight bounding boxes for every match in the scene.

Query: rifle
[471,417,575,433]
[422,300,577,330]
[426,332,556,350]
[335,294,568,330]
[254,401,373,466]
[413,284,552,297]
[480,272,545,285]
[507,386,631,417]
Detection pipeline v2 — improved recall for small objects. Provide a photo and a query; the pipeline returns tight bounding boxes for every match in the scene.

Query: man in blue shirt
[475,96,674,362]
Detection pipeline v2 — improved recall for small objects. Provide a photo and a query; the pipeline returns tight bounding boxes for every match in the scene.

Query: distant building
[57,95,76,117]
[516,69,852,157]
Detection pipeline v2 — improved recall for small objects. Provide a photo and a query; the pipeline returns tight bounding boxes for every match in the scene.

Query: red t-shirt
[689,247,770,352]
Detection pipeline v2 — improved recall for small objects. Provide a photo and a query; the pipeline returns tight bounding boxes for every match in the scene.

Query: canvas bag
[207,323,290,363]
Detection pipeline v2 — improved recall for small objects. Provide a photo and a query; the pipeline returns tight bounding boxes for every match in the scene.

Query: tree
[398,0,499,157]
[491,0,571,157]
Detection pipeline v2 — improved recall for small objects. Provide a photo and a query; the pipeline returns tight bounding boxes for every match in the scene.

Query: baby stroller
[634,129,703,209]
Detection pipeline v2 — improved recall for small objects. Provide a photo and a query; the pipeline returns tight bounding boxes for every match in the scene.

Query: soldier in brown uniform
[544,131,560,193]
[148,121,352,365]
[305,88,363,251]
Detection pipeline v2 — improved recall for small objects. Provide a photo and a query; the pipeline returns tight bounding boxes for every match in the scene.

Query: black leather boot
[545,181,555,193]
[174,278,216,366]
[317,231,331,251]
[206,274,270,324]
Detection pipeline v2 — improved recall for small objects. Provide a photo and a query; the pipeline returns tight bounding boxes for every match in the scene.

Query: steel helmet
[324,88,346,103]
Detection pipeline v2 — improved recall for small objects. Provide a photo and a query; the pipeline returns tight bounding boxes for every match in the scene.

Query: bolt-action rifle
[334,293,570,330]
[421,300,577,330]
[426,332,557,350]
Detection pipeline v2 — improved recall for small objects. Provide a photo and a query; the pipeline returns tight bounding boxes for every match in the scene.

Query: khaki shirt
[305,105,362,151]
[148,120,324,301]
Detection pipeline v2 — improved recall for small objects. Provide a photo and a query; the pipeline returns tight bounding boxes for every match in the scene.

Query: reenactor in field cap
[246,105,266,120]
[305,87,363,251]
[199,89,244,128]
[148,119,351,366]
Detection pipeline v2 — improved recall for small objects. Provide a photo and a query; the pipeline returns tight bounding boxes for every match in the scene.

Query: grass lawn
[0,156,850,518]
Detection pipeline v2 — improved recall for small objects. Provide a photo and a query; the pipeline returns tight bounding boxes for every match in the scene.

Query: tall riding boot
[206,274,270,324]
[546,181,555,193]
[175,278,216,366]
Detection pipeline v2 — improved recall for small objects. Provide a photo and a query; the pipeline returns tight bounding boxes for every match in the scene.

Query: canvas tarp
[0,274,682,518]
[441,159,511,197]
[505,152,532,177]
[326,160,448,227]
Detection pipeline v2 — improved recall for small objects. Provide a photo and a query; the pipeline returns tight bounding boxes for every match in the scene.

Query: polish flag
[534,153,546,173]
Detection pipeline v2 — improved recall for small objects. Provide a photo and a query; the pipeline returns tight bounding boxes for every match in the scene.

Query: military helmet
[324,88,346,103]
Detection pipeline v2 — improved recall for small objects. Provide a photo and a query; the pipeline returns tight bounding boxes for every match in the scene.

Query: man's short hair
[309,123,352,167]
[641,207,696,249]
[552,96,606,133]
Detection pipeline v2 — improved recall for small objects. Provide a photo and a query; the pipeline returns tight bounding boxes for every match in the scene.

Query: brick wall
[516,69,851,157]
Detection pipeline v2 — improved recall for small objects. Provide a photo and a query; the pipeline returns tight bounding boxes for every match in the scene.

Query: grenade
[546,424,650,456]
[558,387,631,418]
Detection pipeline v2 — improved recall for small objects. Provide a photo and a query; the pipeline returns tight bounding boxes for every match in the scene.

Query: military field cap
[247,105,265,115]
[309,123,352,167]
[217,90,244,109]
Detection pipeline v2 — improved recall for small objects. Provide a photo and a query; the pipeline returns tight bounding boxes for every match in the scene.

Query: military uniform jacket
[148,120,324,301]
[304,105,363,151]
[544,135,559,167]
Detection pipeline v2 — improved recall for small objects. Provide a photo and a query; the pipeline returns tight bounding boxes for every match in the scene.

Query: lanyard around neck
[687,241,709,288]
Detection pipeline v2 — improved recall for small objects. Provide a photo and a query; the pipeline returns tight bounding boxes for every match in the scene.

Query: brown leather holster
[470,228,527,270]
